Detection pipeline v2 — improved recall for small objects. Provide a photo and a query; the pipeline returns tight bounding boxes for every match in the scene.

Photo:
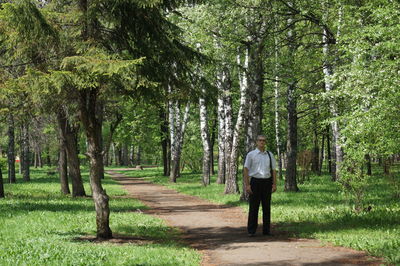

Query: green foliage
[0,168,201,265]
[0,156,6,169]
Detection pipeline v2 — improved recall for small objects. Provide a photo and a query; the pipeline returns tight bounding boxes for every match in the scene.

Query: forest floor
[107,170,384,266]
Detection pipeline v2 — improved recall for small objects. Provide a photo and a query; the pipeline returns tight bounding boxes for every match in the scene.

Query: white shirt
[244,148,277,179]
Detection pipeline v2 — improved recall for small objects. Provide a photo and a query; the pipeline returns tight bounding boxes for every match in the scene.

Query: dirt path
[107,170,383,266]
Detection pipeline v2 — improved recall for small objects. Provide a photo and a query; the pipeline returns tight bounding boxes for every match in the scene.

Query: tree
[0,164,4,198]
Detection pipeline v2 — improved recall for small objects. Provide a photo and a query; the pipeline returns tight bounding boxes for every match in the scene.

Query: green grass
[120,166,400,264]
[0,167,201,266]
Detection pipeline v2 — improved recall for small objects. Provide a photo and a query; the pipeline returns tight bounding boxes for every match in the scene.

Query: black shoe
[248,233,255,237]
[263,232,273,236]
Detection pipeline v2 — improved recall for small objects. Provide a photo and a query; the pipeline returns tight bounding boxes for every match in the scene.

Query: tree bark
[226,48,249,195]
[284,11,299,192]
[0,167,4,198]
[199,86,211,186]
[21,124,30,181]
[57,108,86,197]
[169,100,190,182]
[210,115,217,176]
[79,89,112,239]
[323,1,343,181]
[326,125,332,173]
[216,88,226,184]
[7,114,16,184]
[103,113,122,166]
[160,106,170,176]
[365,154,372,176]
[59,140,70,194]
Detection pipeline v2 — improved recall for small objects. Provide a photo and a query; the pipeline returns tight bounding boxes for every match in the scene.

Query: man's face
[257,137,266,149]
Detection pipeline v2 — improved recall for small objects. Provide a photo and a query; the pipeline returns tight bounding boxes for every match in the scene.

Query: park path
[107,170,382,266]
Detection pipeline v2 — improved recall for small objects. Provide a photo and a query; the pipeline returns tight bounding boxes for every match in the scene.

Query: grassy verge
[119,166,400,264]
[0,167,201,266]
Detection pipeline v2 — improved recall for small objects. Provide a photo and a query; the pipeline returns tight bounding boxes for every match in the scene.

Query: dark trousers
[247,177,272,234]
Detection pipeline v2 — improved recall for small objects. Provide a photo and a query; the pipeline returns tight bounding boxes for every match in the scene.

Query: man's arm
[244,167,252,194]
[272,170,277,193]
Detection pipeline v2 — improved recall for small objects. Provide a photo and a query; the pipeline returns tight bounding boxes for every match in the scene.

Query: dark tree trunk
[210,115,217,176]
[57,108,86,197]
[365,154,372,176]
[7,114,16,183]
[136,146,141,165]
[46,145,51,166]
[160,107,170,176]
[285,82,299,192]
[326,126,332,173]
[59,141,70,194]
[0,167,4,198]
[21,124,30,181]
[103,113,122,166]
[284,13,299,192]
[121,144,129,166]
[79,89,112,239]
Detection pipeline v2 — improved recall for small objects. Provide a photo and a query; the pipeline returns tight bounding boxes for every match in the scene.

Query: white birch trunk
[225,48,249,194]
[199,87,211,186]
[217,77,226,184]
[323,1,343,181]
[169,98,190,183]
[274,26,283,180]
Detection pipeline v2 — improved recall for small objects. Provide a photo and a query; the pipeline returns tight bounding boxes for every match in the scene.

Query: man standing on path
[244,135,277,236]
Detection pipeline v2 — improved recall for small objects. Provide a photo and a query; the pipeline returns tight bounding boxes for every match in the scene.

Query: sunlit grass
[0,167,201,266]
[119,165,400,264]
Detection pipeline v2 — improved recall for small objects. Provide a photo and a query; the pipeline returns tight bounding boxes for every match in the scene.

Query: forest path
[107,170,382,266]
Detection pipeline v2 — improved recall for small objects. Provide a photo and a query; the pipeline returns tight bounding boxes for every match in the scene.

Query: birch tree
[169,99,190,183]
[225,48,249,195]
[284,3,299,192]
[199,85,211,186]
[322,0,343,181]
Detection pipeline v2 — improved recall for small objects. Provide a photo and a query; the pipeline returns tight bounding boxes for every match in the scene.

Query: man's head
[256,135,267,151]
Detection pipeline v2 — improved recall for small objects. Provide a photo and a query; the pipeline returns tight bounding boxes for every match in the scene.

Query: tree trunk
[319,132,325,175]
[216,90,226,184]
[79,89,112,239]
[216,66,230,184]
[199,86,211,186]
[323,1,343,181]
[57,108,86,197]
[160,106,170,176]
[210,115,217,176]
[103,113,122,166]
[274,14,283,180]
[59,140,70,194]
[46,145,51,166]
[227,48,249,195]
[122,144,129,166]
[284,12,299,192]
[326,125,332,173]
[169,101,190,182]
[136,145,141,165]
[21,124,30,181]
[7,114,16,183]
[365,154,372,176]
[0,167,4,198]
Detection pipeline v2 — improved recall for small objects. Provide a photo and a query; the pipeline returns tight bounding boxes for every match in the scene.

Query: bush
[0,157,7,170]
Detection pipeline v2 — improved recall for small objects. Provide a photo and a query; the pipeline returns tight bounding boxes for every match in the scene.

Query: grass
[0,167,201,266]
[120,165,400,265]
